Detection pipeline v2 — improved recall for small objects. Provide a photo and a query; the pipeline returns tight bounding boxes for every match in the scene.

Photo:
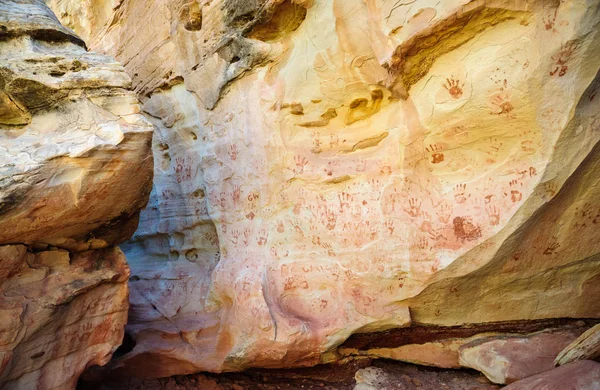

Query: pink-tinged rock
[339,322,594,371]
[459,328,587,384]
[503,360,600,390]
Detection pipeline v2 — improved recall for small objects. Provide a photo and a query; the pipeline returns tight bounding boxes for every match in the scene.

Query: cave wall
[47,0,600,378]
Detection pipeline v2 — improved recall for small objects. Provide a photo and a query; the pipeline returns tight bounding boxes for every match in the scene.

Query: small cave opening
[113,331,136,358]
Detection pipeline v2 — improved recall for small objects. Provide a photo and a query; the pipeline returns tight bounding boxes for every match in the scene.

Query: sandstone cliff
[0,1,153,388]
[48,0,600,380]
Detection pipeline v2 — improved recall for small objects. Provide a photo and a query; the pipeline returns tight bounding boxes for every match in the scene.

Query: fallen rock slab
[458,328,587,384]
[503,360,600,390]
[341,338,469,369]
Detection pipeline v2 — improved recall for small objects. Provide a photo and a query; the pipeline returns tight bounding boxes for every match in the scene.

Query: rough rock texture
[49,0,600,377]
[458,327,586,384]
[555,323,600,366]
[353,362,499,390]
[0,247,130,390]
[503,360,600,390]
[0,1,153,388]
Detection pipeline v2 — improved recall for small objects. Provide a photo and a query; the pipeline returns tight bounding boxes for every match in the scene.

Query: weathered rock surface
[458,327,587,384]
[0,0,153,388]
[49,0,600,378]
[0,246,130,390]
[555,323,600,366]
[503,360,600,390]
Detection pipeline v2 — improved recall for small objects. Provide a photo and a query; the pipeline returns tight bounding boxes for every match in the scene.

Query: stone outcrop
[338,322,593,372]
[0,1,153,388]
[48,0,600,378]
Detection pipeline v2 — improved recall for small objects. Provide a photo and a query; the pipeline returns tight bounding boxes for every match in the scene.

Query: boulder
[341,339,469,369]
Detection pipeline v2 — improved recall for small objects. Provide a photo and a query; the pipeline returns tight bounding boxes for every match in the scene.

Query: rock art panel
[49,0,600,377]
[0,1,153,388]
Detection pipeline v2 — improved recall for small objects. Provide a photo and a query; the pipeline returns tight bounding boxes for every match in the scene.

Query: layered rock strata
[338,320,593,374]
[0,1,153,388]
[49,0,600,377]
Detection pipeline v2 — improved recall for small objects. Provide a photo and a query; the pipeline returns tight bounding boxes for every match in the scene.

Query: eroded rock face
[0,246,130,390]
[49,0,600,377]
[0,1,153,388]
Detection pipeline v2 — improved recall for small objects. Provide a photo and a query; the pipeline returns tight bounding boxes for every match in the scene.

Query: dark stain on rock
[246,0,307,42]
[453,216,482,242]
[181,1,203,31]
